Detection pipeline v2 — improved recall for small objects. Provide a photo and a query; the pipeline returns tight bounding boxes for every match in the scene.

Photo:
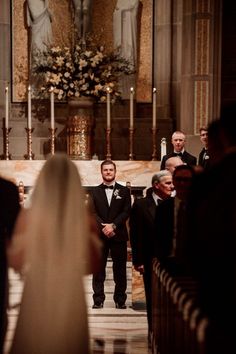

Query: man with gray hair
[129,170,174,341]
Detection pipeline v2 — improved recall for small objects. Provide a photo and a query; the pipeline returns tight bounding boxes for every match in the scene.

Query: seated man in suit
[160,131,197,170]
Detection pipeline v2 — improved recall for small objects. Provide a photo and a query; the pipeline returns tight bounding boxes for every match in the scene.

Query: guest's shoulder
[185,150,196,158]
[90,184,103,195]
[0,176,18,193]
[115,182,128,190]
[161,154,169,160]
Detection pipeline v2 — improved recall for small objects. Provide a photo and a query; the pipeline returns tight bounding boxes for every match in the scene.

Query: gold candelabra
[49,128,57,155]
[105,127,112,160]
[128,127,135,160]
[151,127,158,161]
[1,127,11,160]
[24,128,35,160]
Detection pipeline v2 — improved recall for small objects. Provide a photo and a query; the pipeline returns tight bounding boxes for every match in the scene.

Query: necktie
[174,152,183,157]
[102,184,114,190]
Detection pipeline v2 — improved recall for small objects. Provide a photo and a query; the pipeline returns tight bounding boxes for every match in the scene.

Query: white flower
[85,50,92,57]
[79,59,87,69]
[56,56,64,66]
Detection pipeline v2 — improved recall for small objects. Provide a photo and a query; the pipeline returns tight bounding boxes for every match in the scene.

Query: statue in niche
[71,0,93,41]
[113,0,140,98]
[27,0,53,57]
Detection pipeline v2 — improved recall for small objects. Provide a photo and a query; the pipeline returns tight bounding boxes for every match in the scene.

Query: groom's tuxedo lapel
[109,182,118,209]
[98,183,110,209]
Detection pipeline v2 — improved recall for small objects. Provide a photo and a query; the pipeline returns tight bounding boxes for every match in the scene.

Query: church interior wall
[0,0,226,161]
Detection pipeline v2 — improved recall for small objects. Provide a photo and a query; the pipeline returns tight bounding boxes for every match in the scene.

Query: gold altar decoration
[66,97,94,160]
[12,0,152,102]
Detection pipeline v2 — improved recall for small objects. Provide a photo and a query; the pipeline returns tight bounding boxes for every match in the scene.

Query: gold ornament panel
[12,0,152,102]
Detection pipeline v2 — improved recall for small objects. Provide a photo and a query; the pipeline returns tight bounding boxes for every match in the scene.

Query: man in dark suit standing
[90,160,131,309]
[198,126,210,169]
[0,177,20,353]
[129,170,174,337]
[160,131,197,170]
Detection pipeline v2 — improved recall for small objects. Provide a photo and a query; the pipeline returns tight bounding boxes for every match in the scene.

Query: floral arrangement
[32,36,134,102]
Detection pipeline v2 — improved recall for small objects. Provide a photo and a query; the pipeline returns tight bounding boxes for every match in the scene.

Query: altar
[0,160,160,191]
[0,159,160,309]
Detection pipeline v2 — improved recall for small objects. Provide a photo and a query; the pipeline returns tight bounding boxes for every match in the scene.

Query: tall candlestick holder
[105,127,112,160]
[151,127,158,161]
[128,127,135,160]
[1,127,11,160]
[49,128,57,155]
[24,128,35,160]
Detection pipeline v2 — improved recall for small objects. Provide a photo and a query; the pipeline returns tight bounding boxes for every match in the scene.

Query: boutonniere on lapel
[113,189,122,199]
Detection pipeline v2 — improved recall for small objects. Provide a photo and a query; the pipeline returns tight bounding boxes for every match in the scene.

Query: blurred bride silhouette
[8,154,101,353]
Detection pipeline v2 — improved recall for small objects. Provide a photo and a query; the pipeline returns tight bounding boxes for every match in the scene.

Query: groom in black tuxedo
[90,160,131,309]
[0,177,20,352]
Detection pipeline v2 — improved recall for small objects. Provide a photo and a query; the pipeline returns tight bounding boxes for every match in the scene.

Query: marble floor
[4,261,150,354]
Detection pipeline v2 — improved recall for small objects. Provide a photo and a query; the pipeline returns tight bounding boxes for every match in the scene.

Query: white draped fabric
[27,0,53,53]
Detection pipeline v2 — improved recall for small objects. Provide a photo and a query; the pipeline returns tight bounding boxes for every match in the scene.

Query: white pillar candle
[106,87,111,129]
[161,137,167,159]
[5,86,9,129]
[27,85,32,129]
[50,87,55,129]
[152,88,157,129]
[130,87,134,129]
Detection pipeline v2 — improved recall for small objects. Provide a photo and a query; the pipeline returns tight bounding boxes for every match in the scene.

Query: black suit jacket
[154,197,174,260]
[187,151,236,334]
[90,182,131,242]
[0,177,20,348]
[160,151,197,170]
[198,148,210,169]
[129,193,158,266]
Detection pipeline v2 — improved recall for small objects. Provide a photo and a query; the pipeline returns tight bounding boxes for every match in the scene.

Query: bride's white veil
[10,154,91,353]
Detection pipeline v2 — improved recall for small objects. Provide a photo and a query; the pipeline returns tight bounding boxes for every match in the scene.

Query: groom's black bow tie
[102,184,114,190]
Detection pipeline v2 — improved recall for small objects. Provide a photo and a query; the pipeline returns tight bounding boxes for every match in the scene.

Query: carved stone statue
[27,0,53,55]
[72,0,93,40]
[113,0,139,67]
[113,0,140,98]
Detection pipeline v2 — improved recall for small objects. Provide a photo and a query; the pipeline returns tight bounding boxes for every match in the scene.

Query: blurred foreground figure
[0,177,20,353]
[187,103,236,354]
[8,154,100,354]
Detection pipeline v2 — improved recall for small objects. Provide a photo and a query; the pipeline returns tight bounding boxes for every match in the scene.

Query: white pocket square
[116,196,122,199]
